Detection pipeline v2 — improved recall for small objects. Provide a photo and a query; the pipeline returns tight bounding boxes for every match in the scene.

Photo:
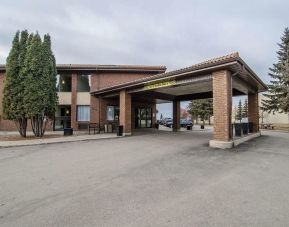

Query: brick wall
[119,90,131,134]
[71,73,77,129]
[1,69,161,131]
[212,70,232,141]
[248,93,259,132]
[97,72,155,90]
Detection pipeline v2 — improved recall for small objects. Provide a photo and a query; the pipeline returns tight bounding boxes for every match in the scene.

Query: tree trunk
[31,115,48,137]
[15,116,27,137]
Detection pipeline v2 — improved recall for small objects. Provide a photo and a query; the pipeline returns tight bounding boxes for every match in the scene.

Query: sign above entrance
[144,80,176,90]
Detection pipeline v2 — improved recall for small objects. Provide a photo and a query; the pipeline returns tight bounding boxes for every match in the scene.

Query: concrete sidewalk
[0,133,118,148]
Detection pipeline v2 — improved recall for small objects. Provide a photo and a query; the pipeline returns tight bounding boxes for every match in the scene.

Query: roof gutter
[236,58,268,91]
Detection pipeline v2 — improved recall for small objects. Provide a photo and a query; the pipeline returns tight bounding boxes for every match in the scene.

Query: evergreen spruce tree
[242,99,248,118]
[2,30,29,137]
[23,33,58,137]
[262,28,289,122]
[23,33,46,137]
[233,105,238,122]
[40,34,58,134]
[237,100,243,122]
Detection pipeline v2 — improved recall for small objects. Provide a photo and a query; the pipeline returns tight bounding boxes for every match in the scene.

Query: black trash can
[200,125,205,129]
[64,128,73,136]
[234,123,242,137]
[155,123,159,130]
[187,125,192,130]
[116,125,123,136]
[248,122,254,133]
[242,123,249,135]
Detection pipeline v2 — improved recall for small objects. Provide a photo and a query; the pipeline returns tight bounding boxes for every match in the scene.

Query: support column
[173,100,180,132]
[90,96,106,125]
[248,93,259,132]
[90,95,98,123]
[71,73,78,130]
[210,70,233,148]
[119,90,132,135]
[152,103,157,127]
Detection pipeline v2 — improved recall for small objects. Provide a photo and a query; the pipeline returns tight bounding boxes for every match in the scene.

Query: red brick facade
[0,54,264,142]
[212,70,232,141]
[119,90,132,134]
[0,67,162,131]
[248,93,259,132]
[97,73,154,90]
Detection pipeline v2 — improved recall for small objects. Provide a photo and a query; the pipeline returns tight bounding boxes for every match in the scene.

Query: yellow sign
[144,80,176,90]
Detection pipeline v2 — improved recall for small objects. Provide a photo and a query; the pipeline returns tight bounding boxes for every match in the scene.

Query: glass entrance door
[54,106,71,130]
[135,107,152,128]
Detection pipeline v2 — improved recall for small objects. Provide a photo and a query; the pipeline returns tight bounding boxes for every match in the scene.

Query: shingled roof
[91,52,267,95]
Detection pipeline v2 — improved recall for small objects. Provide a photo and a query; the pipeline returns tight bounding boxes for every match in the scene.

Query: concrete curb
[233,132,261,147]
[209,132,261,149]
[0,134,121,148]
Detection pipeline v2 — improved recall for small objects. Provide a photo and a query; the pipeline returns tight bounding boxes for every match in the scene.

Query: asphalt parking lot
[0,129,289,227]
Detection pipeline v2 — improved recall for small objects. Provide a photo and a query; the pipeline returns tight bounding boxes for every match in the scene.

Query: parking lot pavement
[0,130,289,226]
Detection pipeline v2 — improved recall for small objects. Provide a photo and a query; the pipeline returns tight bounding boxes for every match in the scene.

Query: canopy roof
[91,52,267,96]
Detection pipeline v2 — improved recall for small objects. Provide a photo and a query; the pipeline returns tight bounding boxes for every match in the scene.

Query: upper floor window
[77,74,91,92]
[56,74,72,92]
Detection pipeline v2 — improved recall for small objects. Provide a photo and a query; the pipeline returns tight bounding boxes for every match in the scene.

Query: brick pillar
[173,100,180,132]
[71,73,78,130]
[90,95,98,123]
[90,96,107,125]
[119,90,132,135]
[248,93,259,132]
[152,103,157,127]
[212,70,232,141]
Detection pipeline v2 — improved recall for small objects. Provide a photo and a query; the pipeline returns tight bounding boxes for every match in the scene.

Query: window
[77,106,90,121]
[54,106,71,130]
[77,74,91,92]
[107,106,119,121]
[56,74,72,92]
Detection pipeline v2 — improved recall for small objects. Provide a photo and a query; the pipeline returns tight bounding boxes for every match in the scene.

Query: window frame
[77,74,91,92]
[56,74,72,92]
[77,105,91,122]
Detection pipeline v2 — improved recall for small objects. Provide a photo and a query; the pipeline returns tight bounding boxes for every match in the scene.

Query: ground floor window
[77,105,90,122]
[54,105,71,130]
[107,106,119,121]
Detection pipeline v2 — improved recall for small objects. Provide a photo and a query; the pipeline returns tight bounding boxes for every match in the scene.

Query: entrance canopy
[91,52,267,103]
[91,52,267,148]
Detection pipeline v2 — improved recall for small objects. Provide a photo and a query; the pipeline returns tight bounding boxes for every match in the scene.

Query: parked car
[163,118,172,126]
[180,119,193,127]
[165,120,173,128]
